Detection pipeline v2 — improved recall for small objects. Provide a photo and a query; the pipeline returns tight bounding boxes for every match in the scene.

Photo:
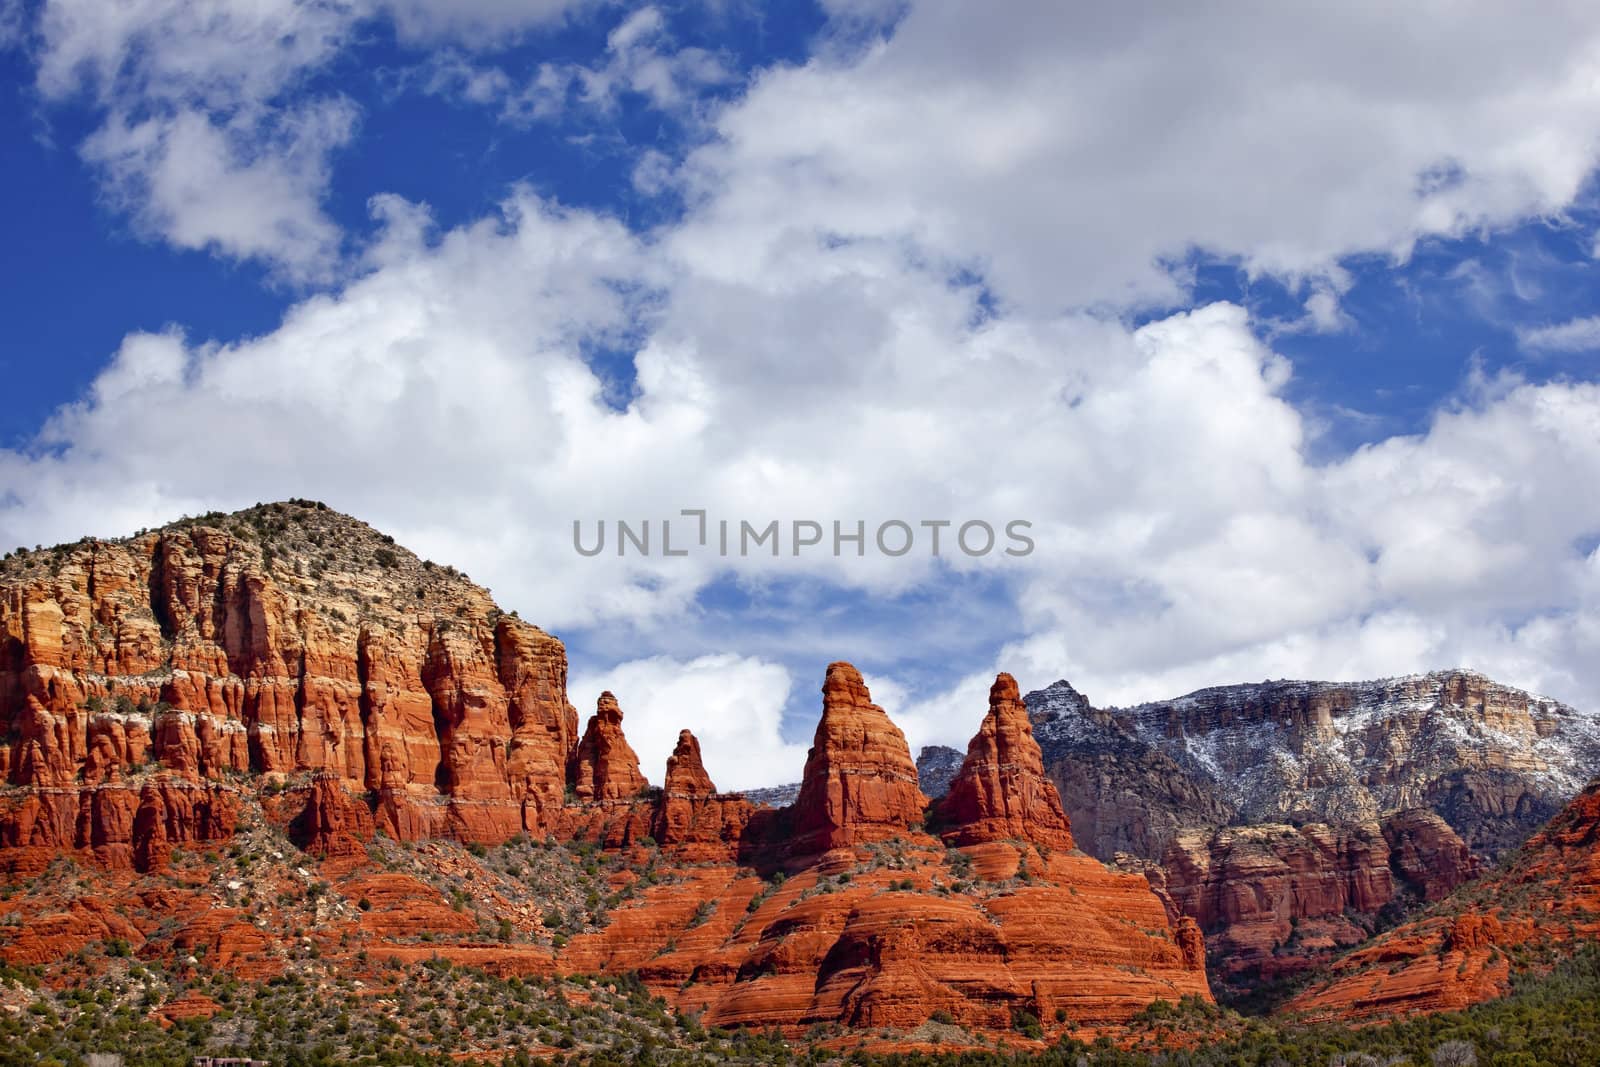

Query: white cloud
[679,3,1600,311]
[380,0,585,45]
[34,0,353,103]
[1519,314,1600,352]
[8,191,1600,750]
[0,0,25,49]
[81,100,357,278]
[1294,286,1354,335]
[35,0,362,278]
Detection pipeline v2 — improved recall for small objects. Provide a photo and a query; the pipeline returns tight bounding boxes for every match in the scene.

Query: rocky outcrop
[288,775,376,858]
[550,671,1211,1031]
[495,621,579,835]
[0,776,238,874]
[1158,811,1478,992]
[0,504,741,869]
[0,591,1217,1045]
[936,674,1074,850]
[1381,809,1479,903]
[551,695,658,851]
[1290,779,1600,1021]
[788,663,927,855]
[664,730,715,794]
[654,730,755,860]
[570,693,648,802]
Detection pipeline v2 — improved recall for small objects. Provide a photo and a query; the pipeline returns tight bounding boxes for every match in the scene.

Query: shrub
[1433,1041,1478,1067]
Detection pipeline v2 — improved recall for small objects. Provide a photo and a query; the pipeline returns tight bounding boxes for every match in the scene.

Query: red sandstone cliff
[0,503,577,857]
[0,507,1221,1042]
[0,534,1215,1044]
[483,667,1214,1034]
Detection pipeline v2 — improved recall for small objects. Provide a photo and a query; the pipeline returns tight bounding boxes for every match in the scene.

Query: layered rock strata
[1024,669,1598,996]
[1026,672,1600,864]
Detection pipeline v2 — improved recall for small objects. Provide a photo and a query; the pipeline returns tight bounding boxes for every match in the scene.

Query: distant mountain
[915,743,964,799]
[1025,671,1600,997]
[1026,671,1600,863]
[740,782,800,807]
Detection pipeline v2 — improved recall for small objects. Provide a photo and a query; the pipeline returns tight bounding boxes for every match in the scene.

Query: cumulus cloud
[34,0,360,278]
[681,3,1600,311]
[6,191,1600,758]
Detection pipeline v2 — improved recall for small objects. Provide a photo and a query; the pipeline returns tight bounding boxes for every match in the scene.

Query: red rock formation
[552,836,1211,1035]
[154,991,223,1024]
[789,662,927,855]
[496,619,579,833]
[0,511,1224,1043]
[556,796,657,849]
[0,895,146,965]
[1289,779,1600,1021]
[570,692,648,802]
[654,730,755,859]
[665,729,715,794]
[129,778,240,872]
[938,673,1074,850]
[346,872,482,939]
[0,656,1218,1045]
[1382,809,1480,902]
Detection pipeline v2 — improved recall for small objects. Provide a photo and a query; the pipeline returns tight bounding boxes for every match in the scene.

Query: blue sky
[4,1,1600,787]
